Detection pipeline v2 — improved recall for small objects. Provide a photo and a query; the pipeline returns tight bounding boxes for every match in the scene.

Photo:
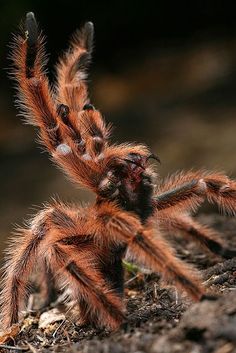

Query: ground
[0,214,236,353]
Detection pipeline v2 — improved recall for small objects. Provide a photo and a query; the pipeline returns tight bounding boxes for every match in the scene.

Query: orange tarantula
[1,12,236,332]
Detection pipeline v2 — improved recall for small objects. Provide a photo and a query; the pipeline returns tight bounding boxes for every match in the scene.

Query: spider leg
[96,202,205,301]
[54,19,154,170]
[49,243,124,330]
[158,212,236,259]
[40,260,57,307]
[0,202,124,331]
[12,13,62,149]
[0,208,52,329]
[55,21,112,161]
[155,179,202,211]
[11,12,109,190]
[56,22,93,112]
[12,14,154,194]
[154,170,236,215]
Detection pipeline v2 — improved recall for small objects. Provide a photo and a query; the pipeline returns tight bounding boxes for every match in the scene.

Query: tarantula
[1,12,236,332]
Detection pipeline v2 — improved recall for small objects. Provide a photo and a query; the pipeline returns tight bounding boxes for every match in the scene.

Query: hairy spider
[1,12,236,332]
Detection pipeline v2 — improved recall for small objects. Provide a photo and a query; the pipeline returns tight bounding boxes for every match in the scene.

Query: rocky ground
[0,214,236,353]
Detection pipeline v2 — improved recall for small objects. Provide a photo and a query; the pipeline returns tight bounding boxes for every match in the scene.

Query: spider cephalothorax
[1,12,236,333]
[97,151,159,222]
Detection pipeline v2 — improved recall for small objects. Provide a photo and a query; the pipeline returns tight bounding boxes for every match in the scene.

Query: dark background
[1,0,236,259]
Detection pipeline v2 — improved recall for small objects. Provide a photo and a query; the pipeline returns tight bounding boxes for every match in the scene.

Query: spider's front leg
[11,12,108,191]
[96,202,205,302]
[154,171,236,258]
[56,21,94,111]
[0,203,124,331]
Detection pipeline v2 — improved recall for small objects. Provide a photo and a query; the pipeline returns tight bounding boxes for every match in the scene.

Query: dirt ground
[0,214,236,353]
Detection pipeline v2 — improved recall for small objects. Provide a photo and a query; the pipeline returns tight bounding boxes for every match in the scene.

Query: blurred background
[0,0,236,261]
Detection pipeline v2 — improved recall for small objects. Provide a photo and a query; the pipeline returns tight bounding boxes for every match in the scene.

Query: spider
[1,12,236,332]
